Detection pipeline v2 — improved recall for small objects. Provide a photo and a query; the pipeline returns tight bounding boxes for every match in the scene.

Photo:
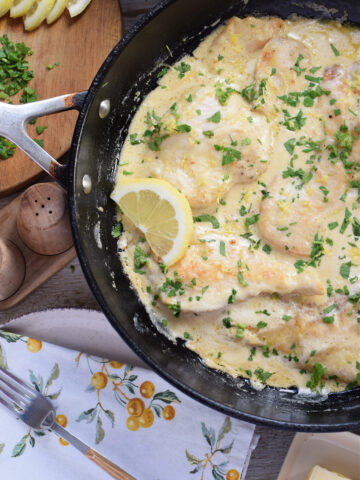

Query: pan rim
[67,0,360,432]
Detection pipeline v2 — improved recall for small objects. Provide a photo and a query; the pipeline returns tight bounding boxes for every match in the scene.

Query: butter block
[308,465,352,480]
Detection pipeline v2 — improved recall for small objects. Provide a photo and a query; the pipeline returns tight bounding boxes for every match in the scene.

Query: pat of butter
[308,465,352,480]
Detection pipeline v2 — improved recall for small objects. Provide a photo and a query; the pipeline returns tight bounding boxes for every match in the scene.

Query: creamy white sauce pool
[114,16,360,393]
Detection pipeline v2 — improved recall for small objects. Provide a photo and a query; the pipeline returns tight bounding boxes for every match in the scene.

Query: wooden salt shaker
[17,183,73,256]
[0,239,26,301]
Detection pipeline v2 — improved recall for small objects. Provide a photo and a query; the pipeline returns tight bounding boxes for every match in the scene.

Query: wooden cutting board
[0,0,122,197]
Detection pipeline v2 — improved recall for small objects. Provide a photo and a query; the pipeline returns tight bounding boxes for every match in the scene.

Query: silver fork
[0,366,135,480]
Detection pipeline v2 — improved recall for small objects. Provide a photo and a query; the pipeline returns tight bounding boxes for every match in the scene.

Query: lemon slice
[10,0,33,17]
[67,0,91,18]
[0,0,13,17]
[46,0,67,23]
[111,178,194,266]
[24,0,55,30]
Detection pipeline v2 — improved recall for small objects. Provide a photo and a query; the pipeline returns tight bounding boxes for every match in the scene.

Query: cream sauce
[114,16,360,393]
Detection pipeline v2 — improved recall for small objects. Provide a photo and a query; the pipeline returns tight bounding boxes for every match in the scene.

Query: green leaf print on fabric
[76,354,181,442]
[11,363,62,458]
[185,416,239,480]
[0,443,5,454]
[0,332,22,343]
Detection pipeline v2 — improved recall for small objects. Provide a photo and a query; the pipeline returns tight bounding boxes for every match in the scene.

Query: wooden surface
[0,0,122,197]
[0,1,298,478]
[0,183,76,310]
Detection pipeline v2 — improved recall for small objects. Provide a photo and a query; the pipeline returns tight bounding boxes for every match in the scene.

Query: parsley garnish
[111,223,122,238]
[207,111,221,123]
[245,213,260,229]
[227,289,237,304]
[254,367,273,384]
[280,109,306,131]
[174,61,191,78]
[219,240,226,256]
[133,245,150,274]
[330,43,340,56]
[157,66,169,78]
[308,363,327,391]
[214,143,241,165]
[193,214,219,229]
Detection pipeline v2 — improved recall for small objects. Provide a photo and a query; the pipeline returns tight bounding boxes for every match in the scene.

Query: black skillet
[1,0,360,431]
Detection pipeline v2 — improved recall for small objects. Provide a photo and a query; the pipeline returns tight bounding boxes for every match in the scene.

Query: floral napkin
[0,328,257,480]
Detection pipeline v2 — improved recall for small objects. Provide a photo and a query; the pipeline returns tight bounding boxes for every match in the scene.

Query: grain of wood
[0,0,122,197]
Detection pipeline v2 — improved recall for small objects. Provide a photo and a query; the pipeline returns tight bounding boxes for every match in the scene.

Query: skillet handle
[0,91,87,189]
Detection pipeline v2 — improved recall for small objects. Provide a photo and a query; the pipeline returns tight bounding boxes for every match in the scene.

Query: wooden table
[0,1,296,478]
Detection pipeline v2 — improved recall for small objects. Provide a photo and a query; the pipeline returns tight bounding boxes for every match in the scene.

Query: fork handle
[52,423,135,479]
[86,448,135,480]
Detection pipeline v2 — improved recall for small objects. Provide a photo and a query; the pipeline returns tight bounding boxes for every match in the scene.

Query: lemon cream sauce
[114,16,360,393]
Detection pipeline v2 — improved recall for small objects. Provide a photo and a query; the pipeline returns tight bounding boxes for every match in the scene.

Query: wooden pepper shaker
[0,239,26,301]
[17,183,73,256]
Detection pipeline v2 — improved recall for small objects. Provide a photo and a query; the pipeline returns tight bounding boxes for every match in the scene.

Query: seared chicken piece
[259,161,348,256]
[203,16,284,69]
[251,302,360,383]
[146,85,270,209]
[148,225,324,313]
[255,37,312,115]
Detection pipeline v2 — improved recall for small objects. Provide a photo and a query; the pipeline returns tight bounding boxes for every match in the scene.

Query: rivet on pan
[82,174,92,194]
[99,99,110,119]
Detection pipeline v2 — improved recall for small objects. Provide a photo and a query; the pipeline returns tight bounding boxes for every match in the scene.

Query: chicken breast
[202,16,284,71]
[251,301,360,383]
[147,225,324,313]
[146,85,271,208]
[255,37,312,115]
[259,161,348,256]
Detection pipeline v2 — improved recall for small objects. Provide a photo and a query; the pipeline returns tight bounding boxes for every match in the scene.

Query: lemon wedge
[10,0,33,17]
[46,0,67,23]
[24,0,55,30]
[67,0,91,18]
[111,178,194,266]
[0,0,13,17]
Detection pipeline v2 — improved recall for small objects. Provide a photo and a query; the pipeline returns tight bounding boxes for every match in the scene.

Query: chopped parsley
[174,61,191,78]
[219,240,226,256]
[133,245,150,274]
[307,363,327,392]
[262,244,272,254]
[245,213,259,229]
[111,223,122,238]
[330,42,340,56]
[193,214,219,229]
[227,289,237,304]
[207,111,221,123]
[214,143,241,165]
[256,321,268,329]
[254,367,273,384]
[280,109,306,131]
[157,66,169,78]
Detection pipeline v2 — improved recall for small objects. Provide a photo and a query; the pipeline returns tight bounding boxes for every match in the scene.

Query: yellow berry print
[91,372,108,390]
[75,355,181,443]
[109,361,124,369]
[59,438,69,446]
[163,405,176,420]
[140,380,155,398]
[26,338,42,353]
[127,398,145,417]
[126,416,140,432]
[138,408,154,428]
[56,414,68,427]
[226,469,240,480]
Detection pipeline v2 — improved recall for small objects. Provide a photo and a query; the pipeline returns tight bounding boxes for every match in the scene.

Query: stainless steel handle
[0,91,87,188]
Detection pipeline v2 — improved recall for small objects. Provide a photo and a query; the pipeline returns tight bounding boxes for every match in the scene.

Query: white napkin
[0,312,257,480]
